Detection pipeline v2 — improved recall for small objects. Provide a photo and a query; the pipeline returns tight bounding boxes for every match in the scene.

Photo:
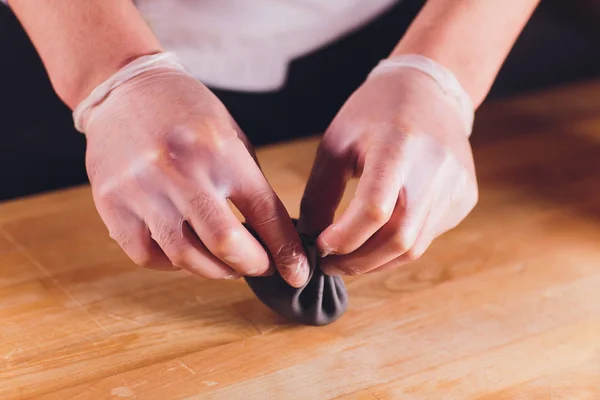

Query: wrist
[389,45,486,110]
[72,52,189,133]
[56,48,163,110]
[369,54,474,137]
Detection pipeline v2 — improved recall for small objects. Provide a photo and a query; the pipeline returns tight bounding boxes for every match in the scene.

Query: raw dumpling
[244,220,348,326]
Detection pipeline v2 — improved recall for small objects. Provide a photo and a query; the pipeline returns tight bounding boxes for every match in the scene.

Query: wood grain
[2,80,600,399]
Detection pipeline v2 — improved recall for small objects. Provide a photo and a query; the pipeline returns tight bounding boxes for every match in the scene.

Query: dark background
[0,0,599,201]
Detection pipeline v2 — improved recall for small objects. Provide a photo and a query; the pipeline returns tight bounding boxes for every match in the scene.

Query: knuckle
[362,202,393,225]
[371,159,390,182]
[191,118,240,154]
[435,140,453,158]
[95,183,121,207]
[109,230,131,251]
[119,239,156,268]
[248,190,280,226]
[143,148,170,170]
[390,230,416,254]
[189,192,222,222]
[390,120,417,137]
[403,247,424,262]
[151,218,180,249]
[209,228,240,257]
[168,250,189,269]
[131,252,154,268]
[129,149,171,184]
[371,138,404,164]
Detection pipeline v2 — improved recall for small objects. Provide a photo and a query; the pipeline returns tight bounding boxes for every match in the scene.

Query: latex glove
[299,55,478,276]
[74,53,309,287]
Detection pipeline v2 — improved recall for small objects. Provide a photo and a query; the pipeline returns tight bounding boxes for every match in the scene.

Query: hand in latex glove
[299,55,478,276]
[75,53,309,287]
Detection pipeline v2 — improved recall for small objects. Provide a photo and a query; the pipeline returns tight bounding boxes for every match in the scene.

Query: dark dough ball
[243,219,348,326]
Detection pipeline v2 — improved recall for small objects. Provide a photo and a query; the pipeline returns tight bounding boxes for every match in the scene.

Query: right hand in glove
[75,53,309,287]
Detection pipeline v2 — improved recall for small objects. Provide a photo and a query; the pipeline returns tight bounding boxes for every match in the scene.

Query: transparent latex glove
[76,54,309,287]
[299,55,478,276]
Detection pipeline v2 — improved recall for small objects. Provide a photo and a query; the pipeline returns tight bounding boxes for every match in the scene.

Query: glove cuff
[72,52,188,133]
[368,54,475,137]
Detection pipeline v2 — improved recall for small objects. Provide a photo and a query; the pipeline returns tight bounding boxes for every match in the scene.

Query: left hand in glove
[299,55,478,276]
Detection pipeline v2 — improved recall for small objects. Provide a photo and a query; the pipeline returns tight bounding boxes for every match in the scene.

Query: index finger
[317,133,413,256]
[230,164,310,288]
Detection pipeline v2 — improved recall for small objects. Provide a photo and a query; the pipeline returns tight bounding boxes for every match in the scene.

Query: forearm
[392,0,540,109]
[9,0,162,109]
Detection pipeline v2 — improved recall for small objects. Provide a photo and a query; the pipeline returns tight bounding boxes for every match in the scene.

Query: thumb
[298,140,355,237]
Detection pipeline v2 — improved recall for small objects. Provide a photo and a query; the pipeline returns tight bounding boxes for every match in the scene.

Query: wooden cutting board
[2,81,600,399]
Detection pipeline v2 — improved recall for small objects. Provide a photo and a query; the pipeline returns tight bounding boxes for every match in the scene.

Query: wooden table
[3,81,600,399]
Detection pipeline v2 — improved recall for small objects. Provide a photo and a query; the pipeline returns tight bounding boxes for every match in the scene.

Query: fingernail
[246,268,260,276]
[318,238,335,258]
[288,257,310,287]
[224,274,241,280]
[319,247,332,258]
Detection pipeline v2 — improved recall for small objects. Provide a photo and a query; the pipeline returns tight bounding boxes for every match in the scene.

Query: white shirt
[3,0,399,92]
